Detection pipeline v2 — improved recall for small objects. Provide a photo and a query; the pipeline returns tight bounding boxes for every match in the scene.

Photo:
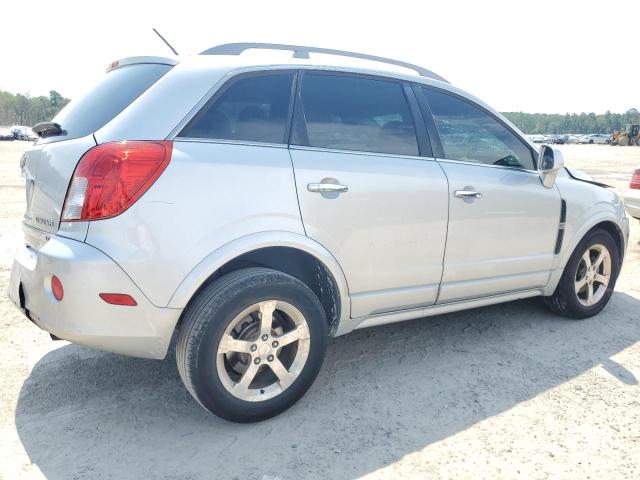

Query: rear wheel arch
[175,245,345,335]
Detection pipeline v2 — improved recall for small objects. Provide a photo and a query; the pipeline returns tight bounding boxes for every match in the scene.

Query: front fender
[166,231,351,326]
[544,174,628,295]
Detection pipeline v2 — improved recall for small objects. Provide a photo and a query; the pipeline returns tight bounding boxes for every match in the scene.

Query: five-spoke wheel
[176,268,327,422]
[574,244,611,307]
[217,300,311,401]
[545,228,619,319]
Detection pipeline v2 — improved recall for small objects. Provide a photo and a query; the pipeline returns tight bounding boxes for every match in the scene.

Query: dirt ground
[0,141,639,480]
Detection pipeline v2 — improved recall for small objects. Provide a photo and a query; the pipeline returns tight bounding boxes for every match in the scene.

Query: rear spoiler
[106,56,178,73]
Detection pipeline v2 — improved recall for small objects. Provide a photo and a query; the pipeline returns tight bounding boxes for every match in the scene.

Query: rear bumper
[624,189,640,220]
[9,235,181,359]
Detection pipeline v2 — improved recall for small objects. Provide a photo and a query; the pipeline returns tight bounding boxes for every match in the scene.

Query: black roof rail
[200,42,449,83]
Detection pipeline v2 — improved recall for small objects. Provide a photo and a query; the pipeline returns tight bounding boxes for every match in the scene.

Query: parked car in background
[528,134,547,143]
[551,135,567,144]
[8,43,630,422]
[584,134,609,144]
[624,166,640,220]
[10,126,37,142]
[0,127,15,141]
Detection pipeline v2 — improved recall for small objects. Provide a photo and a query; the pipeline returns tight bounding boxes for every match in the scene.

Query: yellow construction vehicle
[611,124,640,146]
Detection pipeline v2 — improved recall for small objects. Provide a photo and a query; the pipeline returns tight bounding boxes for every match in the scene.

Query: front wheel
[176,268,328,422]
[544,229,620,319]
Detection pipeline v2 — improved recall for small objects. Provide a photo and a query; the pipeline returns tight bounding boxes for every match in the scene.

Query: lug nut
[267,355,274,362]
[250,344,257,352]
[254,357,261,365]
[272,340,279,348]
[261,334,269,341]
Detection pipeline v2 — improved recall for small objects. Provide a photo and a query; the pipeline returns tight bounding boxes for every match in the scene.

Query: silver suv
[9,43,629,422]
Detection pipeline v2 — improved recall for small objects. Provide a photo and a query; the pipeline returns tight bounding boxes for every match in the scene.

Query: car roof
[174,53,512,125]
[106,47,537,151]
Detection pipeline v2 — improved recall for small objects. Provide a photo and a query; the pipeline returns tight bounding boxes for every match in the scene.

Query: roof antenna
[152,28,179,56]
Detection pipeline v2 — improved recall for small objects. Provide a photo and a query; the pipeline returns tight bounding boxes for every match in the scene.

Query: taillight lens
[62,141,172,221]
[631,169,640,190]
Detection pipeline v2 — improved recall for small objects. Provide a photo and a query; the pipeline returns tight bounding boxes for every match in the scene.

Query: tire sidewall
[190,272,327,422]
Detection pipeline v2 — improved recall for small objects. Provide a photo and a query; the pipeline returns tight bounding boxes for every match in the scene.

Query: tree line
[0,90,70,126]
[1,89,639,135]
[502,109,640,135]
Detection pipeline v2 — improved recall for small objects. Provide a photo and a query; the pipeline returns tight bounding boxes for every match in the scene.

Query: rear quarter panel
[84,141,305,307]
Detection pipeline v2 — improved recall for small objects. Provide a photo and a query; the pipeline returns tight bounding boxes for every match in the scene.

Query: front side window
[423,88,535,170]
[180,73,294,143]
[293,74,419,156]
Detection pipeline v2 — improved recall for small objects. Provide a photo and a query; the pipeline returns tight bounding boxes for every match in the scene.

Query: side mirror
[538,145,565,188]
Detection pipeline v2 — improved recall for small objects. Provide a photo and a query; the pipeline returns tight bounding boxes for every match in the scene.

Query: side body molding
[166,231,352,332]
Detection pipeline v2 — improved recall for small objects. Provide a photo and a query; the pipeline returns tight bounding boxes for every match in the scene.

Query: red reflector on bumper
[99,293,137,306]
[51,275,64,301]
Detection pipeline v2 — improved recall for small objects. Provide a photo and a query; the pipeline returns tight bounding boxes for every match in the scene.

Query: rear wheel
[176,268,328,422]
[544,229,619,319]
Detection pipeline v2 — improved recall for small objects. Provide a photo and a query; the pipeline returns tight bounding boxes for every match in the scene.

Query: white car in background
[583,134,609,144]
[528,134,547,143]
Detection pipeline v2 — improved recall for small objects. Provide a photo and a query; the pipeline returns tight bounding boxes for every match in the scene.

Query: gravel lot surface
[0,142,639,479]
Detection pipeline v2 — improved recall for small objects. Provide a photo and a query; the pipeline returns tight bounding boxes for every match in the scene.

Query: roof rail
[200,43,449,83]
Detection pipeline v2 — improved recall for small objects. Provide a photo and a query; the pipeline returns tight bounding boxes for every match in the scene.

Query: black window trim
[415,84,540,172]
[175,69,298,146]
[289,69,433,159]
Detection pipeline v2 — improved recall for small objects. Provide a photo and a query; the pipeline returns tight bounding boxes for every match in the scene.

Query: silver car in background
[9,43,629,422]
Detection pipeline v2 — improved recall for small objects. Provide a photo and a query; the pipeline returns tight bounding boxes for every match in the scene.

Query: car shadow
[15,292,640,479]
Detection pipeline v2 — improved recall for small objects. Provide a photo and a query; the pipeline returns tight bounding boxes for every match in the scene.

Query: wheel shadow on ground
[15,292,640,480]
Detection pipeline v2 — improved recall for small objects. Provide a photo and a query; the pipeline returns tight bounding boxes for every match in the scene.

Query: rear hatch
[21,59,175,247]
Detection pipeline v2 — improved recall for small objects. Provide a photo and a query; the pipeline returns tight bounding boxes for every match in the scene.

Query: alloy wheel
[574,243,611,307]
[216,300,310,402]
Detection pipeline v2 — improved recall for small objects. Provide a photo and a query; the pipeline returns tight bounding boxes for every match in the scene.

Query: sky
[1,0,637,114]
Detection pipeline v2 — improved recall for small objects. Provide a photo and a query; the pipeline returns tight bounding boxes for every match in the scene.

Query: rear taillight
[62,141,172,221]
[631,169,640,190]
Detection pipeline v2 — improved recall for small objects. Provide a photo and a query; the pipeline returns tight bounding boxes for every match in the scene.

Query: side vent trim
[554,199,567,255]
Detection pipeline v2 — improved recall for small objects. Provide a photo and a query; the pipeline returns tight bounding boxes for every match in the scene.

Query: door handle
[307,183,348,193]
[454,190,483,199]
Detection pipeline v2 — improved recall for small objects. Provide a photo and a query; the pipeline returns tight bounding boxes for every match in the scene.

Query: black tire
[176,267,328,422]
[544,228,620,319]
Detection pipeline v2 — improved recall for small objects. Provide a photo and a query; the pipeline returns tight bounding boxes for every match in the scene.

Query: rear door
[21,61,173,246]
[289,72,449,318]
[418,86,561,303]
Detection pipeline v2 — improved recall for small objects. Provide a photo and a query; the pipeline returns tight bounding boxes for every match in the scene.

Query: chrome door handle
[454,190,483,199]
[307,183,348,193]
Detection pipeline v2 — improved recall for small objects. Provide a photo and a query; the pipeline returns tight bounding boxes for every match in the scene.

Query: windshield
[43,63,172,143]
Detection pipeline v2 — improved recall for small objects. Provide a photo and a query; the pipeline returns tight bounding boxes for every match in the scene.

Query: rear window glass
[179,73,294,144]
[48,63,172,142]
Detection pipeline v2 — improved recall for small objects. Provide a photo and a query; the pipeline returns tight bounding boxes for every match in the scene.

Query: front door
[420,87,561,303]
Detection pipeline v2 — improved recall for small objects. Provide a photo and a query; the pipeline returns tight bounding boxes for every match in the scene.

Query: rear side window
[292,74,419,156]
[50,63,172,142]
[423,88,535,170]
[180,73,294,144]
